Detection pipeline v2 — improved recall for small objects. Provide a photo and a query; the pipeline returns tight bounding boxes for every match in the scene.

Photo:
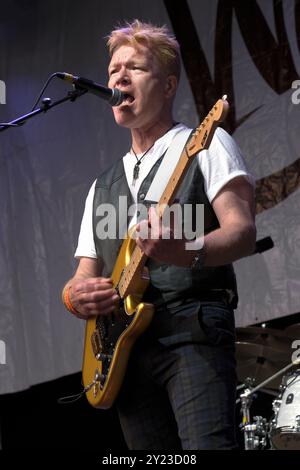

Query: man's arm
[62,257,119,320]
[135,176,256,267]
[200,175,256,266]
[64,257,100,288]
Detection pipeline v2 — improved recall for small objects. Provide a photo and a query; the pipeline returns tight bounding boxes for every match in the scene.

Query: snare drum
[270,370,300,449]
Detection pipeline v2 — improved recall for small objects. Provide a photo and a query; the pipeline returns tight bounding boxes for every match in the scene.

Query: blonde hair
[107,19,181,80]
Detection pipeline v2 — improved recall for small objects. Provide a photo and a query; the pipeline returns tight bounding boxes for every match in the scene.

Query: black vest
[92,152,238,308]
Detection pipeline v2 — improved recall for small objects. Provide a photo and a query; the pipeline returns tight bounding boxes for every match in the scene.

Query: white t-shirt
[74,124,254,259]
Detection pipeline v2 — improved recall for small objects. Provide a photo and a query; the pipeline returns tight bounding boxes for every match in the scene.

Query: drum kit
[236,324,300,450]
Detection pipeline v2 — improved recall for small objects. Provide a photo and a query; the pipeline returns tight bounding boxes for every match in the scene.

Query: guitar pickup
[91,330,103,358]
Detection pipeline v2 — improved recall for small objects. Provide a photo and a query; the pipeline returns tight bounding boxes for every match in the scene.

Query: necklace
[130,123,178,186]
[131,143,155,186]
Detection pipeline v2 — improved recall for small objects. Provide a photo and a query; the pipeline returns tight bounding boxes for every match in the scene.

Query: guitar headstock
[186,95,229,157]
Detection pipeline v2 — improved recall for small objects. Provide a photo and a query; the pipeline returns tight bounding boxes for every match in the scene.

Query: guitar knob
[92,369,106,398]
[94,369,106,386]
[96,352,112,362]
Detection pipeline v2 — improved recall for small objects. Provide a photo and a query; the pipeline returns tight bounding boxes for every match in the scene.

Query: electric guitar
[82,96,229,408]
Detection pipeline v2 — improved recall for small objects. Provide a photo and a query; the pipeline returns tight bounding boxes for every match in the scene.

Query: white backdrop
[0,0,299,393]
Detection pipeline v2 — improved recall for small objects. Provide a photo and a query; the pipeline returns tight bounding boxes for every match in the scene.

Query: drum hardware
[235,325,300,449]
[238,361,300,450]
[236,377,256,404]
[269,367,300,449]
[257,388,278,397]
[239,385,268,450]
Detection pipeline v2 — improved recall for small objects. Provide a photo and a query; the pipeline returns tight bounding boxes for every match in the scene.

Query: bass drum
[270,370,300,450]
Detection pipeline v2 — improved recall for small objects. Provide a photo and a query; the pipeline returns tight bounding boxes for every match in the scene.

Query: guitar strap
[144,127,192,203]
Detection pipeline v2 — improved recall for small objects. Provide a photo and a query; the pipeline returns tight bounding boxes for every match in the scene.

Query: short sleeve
[74,179,97,259]
[198,127,255,203]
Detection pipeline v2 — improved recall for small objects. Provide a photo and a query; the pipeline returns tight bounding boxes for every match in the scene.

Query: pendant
[132,162,140,185]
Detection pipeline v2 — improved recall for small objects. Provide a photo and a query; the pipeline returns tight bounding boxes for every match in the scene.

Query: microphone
[56,72,124,106]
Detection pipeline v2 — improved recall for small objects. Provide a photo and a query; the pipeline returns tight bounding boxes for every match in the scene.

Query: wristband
[62,285,80,315]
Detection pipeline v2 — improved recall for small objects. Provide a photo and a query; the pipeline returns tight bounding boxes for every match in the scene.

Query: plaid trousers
[116,299,237,450]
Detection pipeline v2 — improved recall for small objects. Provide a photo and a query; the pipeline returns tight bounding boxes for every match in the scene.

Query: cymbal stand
[240,387,268,450]
[240,387,252,450]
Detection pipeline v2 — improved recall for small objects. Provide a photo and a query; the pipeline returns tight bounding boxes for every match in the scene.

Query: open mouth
[123,93,135,104]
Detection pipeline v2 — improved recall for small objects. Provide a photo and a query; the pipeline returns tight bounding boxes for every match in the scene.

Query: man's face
[108,44,173,131]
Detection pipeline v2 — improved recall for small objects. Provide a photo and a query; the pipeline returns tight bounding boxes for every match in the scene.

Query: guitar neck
[158,118,223,215]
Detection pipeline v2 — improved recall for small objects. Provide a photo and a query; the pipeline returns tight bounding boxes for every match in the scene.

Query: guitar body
[82,234,155,409]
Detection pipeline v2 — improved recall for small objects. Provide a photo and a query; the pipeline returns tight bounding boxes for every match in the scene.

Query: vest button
[140,193,145,200]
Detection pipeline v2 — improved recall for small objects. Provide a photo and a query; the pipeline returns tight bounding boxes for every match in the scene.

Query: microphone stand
[0,87,87,133]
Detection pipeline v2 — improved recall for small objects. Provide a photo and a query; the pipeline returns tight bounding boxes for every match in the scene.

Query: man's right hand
[68,277,119,320]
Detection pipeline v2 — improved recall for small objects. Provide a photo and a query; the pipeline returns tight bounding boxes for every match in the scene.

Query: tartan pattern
[116,300,237,450]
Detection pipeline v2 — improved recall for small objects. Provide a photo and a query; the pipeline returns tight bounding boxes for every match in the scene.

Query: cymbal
[236,326,292,352]
[236,341,290,362]
[235,341,291,389]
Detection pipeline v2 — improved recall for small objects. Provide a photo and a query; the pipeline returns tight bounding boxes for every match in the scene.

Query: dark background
[0,372,127,450]
[0,370,273,450]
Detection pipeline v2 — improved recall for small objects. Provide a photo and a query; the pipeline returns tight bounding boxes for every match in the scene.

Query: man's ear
[165,75,178,98]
